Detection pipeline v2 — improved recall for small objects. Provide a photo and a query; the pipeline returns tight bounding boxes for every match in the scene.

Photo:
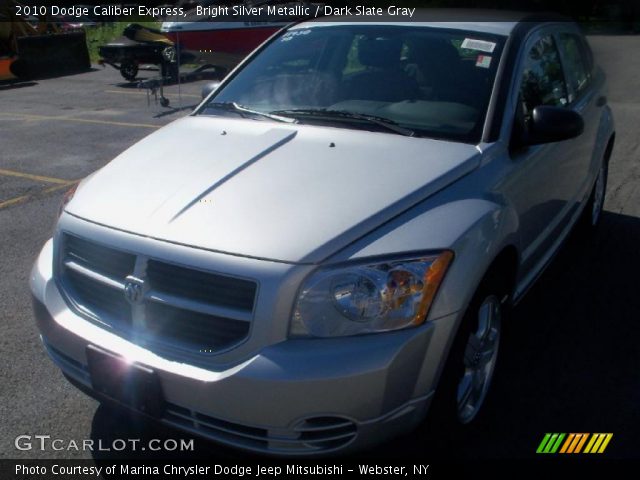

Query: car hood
[67,116,480,263]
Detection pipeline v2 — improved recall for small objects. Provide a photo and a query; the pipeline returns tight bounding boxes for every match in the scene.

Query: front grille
[145,302,249,351]
[164,405,358,454]
[65,233,135,279]
[58,233,256,357]
[65,268,132,330]
[147,260,256,312]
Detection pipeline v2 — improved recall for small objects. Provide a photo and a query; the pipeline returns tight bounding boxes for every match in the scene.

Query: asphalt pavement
[1,36,639,461]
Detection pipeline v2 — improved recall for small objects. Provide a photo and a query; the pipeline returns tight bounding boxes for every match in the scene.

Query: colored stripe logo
[536,433,613,454]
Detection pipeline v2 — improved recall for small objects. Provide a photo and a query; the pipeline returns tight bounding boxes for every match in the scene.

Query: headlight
[290,251,453,338]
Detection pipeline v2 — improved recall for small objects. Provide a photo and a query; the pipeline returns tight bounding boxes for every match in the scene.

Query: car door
[555,28,602,201]
[504,28,583,280]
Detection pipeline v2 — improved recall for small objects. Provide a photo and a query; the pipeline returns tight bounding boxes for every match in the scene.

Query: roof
[292,9,573,37]
[291,21,517,37]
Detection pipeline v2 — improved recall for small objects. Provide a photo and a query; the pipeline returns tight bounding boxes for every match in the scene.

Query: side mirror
[521,106,584,146]
[201,81,220,99]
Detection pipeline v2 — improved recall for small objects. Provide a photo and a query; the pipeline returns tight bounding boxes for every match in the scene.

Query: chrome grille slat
[59,234,255,358]
[64,260,125,290]
[64,269,132,327]
[65,234,135,279]
[147,290,252,323]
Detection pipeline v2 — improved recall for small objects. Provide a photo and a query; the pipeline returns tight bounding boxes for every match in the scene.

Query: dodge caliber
[31,15,615,455]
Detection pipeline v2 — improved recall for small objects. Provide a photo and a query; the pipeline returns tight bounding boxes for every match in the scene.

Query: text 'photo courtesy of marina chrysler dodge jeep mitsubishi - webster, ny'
[31,12,614,455]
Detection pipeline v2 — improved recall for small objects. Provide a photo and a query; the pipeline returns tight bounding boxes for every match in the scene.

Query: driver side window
[519,35,568,120]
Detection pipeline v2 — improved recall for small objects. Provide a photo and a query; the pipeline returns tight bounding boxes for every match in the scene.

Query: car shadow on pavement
[89,209,640,461]
[1,68,102,90]
[0,80,38,91]
[113,79,155,88]
[382,209,640,459]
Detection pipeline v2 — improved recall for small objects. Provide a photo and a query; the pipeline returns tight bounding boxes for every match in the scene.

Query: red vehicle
[161,1,317,73]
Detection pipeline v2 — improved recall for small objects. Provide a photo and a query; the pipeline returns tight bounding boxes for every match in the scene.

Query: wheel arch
[482,244,520,306]
[420,243,520,430]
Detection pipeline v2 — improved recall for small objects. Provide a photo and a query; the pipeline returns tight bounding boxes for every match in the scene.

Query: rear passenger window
[519,35,568,117]
[558,33,590,101]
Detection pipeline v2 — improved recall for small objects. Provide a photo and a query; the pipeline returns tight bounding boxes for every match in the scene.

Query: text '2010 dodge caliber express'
[31,13,614,455]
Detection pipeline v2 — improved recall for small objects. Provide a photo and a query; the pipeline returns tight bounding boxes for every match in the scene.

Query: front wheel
[456,295,501,424]
[426,277,506,436]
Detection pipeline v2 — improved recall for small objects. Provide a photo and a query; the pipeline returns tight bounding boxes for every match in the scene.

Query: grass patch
[85,20,160,63]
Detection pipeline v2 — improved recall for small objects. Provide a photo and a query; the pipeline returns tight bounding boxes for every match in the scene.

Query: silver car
[31,14,615,455]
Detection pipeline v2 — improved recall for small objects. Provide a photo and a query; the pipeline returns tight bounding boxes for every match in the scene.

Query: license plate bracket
[86,345,165,418]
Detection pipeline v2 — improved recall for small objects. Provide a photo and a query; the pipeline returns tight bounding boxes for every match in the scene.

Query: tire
[120,60,139,81]
[426,273,506,438]
[579,158,609,232]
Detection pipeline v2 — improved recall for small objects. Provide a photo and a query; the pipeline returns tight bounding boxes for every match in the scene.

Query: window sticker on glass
[281,29,312,41]
[476,55,492,68]
[462,38,496,53]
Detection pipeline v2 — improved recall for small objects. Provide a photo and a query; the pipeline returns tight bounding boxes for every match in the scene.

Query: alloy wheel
[456,295,501,424]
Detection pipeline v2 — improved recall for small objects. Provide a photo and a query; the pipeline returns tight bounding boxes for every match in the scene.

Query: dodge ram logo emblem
[124,276,145,304]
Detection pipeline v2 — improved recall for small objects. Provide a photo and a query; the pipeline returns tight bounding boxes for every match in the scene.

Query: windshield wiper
[203,102,296,123]
[269,108,416,137]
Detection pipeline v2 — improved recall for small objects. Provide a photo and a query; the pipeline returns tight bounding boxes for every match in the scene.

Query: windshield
[198,25,506,143]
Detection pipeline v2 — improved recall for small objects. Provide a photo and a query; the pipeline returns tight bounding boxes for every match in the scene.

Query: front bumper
[31,238,458,456]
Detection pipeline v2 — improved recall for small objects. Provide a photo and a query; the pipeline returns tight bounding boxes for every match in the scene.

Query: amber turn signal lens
[414,250,454,325]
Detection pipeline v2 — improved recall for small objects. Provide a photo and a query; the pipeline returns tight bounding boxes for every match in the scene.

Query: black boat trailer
[139,62,221,107]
